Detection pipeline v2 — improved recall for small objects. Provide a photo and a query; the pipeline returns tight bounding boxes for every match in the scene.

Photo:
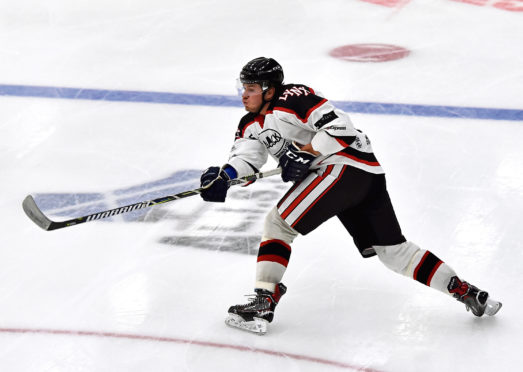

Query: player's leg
[373,242,501,316]
[254,164,360,291]
[344,174,502,316]
[226,207,298,334]
[225,207,296,334]
[226,164,357,333]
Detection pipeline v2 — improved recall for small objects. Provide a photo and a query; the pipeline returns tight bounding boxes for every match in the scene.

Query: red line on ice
[0,327,383,371]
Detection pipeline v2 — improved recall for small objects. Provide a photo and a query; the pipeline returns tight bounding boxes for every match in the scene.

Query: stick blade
[22,195,53,231]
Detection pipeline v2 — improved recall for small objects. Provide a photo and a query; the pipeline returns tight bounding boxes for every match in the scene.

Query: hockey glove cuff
[279,142,316,183]
[200,165,235,202]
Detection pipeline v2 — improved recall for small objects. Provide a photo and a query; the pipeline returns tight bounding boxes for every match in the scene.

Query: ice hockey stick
[22,168,282,231]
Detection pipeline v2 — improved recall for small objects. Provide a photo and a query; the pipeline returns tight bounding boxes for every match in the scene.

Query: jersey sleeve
[309,106,359,155]
[273,85,359,155]
[227,114,269,177]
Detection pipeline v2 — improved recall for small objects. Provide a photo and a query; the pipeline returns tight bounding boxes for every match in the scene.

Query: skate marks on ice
[30,169,201,222]
[30,169,287,255]
[158,178,287,255]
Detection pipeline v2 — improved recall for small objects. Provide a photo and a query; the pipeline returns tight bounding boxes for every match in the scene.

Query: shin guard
[255,239,291,291]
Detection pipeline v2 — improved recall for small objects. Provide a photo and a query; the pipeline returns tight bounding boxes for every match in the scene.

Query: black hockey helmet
[240,57,284,91]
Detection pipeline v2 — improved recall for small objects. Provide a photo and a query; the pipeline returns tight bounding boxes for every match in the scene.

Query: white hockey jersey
[227,83,384,178]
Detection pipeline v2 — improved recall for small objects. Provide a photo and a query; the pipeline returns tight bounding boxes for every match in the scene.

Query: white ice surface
[1,1,523,371]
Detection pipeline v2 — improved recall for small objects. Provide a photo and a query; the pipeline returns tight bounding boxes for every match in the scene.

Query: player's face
[241,83,264,113]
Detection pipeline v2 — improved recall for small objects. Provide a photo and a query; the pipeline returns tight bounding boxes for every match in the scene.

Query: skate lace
[237,294,269,310]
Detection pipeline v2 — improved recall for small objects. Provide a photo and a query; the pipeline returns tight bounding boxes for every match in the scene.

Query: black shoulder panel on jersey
[271,84,327,122]
[235,113,258,139]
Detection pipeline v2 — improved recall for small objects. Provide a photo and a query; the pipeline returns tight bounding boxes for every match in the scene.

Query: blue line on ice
[1,83,522,121]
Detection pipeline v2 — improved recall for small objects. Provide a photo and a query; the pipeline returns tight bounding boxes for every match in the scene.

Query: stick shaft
[23,168,281,231]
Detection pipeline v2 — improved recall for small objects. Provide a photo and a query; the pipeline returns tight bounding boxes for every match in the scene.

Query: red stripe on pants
[280,165,335,220]
[291,165,346,228]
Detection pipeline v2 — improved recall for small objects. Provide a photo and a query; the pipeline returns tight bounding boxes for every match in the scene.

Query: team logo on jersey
[259,129,288,157]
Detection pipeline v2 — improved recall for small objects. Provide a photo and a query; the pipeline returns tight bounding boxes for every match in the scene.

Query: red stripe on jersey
[256,114,265,129]
[280,165,334,220]
[413,251,430,281]
[335,137,351,147]
[240,115,264,138]
[426,260,443,286]
[257,254,289,267]
[304,99,328,122]
[291,165,346,228]
[337,152,381,166]
[260,239,291,251]
[240,120,255,138]
[273,98,328,123]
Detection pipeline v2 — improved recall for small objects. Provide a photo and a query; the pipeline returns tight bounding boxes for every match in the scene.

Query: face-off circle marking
[330,43,410,62]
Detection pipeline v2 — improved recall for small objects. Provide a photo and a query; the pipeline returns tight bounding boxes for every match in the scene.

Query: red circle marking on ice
[0,327,384,372]
[330,44,410,62]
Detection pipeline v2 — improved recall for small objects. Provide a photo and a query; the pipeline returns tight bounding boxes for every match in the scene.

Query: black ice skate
[225,283,287,335]
[448,276,502,317]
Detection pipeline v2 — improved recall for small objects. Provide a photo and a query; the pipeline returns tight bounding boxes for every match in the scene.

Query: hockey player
[200,57,502,335]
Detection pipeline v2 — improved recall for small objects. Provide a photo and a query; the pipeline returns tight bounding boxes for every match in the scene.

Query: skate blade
[225,314,268,335]
[485,298,502,316]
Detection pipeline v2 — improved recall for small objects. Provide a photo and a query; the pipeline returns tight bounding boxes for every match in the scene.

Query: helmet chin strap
[255,83,271,115]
